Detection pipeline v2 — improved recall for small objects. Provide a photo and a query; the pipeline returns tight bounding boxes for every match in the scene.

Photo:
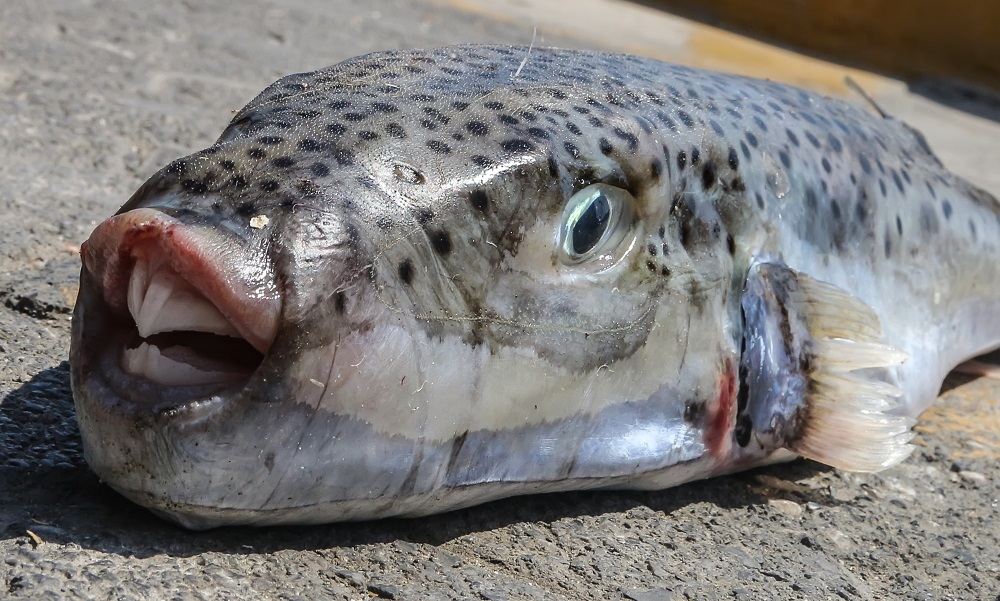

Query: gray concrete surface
[1,1,998,599]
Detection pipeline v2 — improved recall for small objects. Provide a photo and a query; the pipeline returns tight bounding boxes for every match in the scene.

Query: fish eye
[558,183,635,265]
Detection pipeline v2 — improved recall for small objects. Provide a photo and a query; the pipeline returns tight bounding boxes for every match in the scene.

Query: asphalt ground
[1,1,998,599]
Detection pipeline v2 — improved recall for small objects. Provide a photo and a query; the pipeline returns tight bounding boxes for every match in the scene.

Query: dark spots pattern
[745,132,758,148]
[259,180,279,192]
[310,162,330,177]
[398,259,415,285]
[527,127,550,140]
[821,157,832,173]
[465,121,489,136]
[334,292,347,314]
[181,179,208,194]
[650,158,663,180]
[677,110,694,128]
[219,159,236,171]
[727,146,739,170]
[942,200,953,219]
[248,148,266,160]
[613,127,639,151]
[469,189,489,212]
[426,140,451,154]
[701,163,716,190]
[298,139,322,152]
[257,135,283,145]
[778,150,791,169]
[676,150,687,171]
[690,147,701,166]
[501,139,535,153]
[740,141,751,160]
[599,138,614,155]
[415,208,435,225]
[805,131,820,148]
[327,123,347,136]
[785,129,799,146]
[358,130,379,141]
[564,142,580,159]
[385,123,406,139]
[430,230,453,256]
[272,156,295,168]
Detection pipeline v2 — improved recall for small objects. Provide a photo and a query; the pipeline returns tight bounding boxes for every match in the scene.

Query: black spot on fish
[182,179,208,194]
[892,170,905,193]
[726,234,736,255]
[778,151,791,169]
[755,192,765,209]
[528,127,550,140]
[879,179,887,197]
[564,142,580,159]
[677,110,695,128]
[701,163,716,189]
[431,230,453,256]
[734,414,753,447]
[471,155,494,168]
[258,135,283,145]
[920,203,940,234]
[371,102,398,114]
[828,134,843,153]
[547,155,559,178]
[260,180,279,192]
[650,158,663,180]
[830,199,841,220]
[358,130,379,141]
[821,157,832,174]
[943,200,953,220]
[683,400,704,423]
[785,129,799,147]
[501,139,535,153]
[647,243,658,256]
[385,123,406,139]
[740,141,751,161]
[599,138,614,155]
[677,150,687,171]
[219,159,236,171]
[334,291,347,314]
[248,148,266,160]
[726,146,739,170]
[427,140,451,154]
[896,215,903,235]
[469,189,489,213]
[415,208,435,225]
[272,156,295,169]
[465,121,489,136]
[746,132,759,148]
[613,127,639,151]
[398,259,414,285]
[311,162,330,177]
[298,139,322,152]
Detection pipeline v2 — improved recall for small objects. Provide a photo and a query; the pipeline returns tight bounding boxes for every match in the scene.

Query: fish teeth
[128,260,241,339]
[122,342,245,386]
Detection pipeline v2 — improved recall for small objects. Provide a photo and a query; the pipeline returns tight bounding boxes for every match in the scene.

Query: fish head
[72,46,751,528]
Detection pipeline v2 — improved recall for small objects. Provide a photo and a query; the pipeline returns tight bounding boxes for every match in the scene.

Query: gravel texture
[1,1,998,599]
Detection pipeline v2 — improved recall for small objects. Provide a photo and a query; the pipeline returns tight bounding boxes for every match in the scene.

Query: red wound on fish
[705,359,738,459]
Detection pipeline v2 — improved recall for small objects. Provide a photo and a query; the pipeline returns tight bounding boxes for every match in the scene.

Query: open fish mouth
[76,207,281,413]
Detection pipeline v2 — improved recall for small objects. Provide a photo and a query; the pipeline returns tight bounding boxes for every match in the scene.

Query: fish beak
[78,207,281,393]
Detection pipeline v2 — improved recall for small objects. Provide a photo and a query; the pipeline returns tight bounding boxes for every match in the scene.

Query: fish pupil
[572,193,611,255]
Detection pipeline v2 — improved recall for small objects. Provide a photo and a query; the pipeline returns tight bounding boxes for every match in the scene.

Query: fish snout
[78,207,281,392]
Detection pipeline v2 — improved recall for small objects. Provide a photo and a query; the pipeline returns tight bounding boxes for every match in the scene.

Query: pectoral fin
[739,262,914,472]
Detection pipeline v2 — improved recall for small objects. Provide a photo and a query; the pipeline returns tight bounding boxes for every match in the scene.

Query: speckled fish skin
[71,45,1000,528]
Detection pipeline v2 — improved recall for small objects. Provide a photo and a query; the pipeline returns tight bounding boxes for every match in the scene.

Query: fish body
[70,45,1000,528]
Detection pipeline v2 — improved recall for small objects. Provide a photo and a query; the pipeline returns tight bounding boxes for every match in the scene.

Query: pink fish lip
[76,207,281,406]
